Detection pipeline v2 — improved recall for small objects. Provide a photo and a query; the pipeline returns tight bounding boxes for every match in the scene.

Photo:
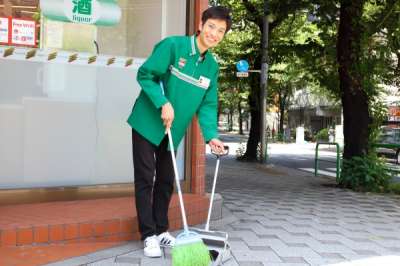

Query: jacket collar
[190,35,198,56]
[190,35,210,63]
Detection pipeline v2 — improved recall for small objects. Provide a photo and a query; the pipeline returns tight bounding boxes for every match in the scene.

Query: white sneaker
[157,231,176,248]
[144,235,162,258]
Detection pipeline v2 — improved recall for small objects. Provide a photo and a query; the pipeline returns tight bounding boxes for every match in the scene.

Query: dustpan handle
[167,129,189,232]
[206,146,228,230]
[206,145,228,231]
[205,155,220,231]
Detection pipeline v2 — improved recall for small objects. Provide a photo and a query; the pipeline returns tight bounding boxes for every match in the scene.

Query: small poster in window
[11,18,36,47]
[0,17,9,44]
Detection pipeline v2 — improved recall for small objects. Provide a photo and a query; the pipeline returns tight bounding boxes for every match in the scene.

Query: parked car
[376,126,400,164]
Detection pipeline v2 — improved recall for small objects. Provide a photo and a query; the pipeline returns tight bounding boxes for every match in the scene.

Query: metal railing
[315,142,341,179]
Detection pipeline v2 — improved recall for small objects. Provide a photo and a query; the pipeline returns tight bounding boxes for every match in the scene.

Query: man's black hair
[201,6,232,33]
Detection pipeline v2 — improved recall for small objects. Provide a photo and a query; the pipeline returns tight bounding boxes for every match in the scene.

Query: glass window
[0,0,188,189]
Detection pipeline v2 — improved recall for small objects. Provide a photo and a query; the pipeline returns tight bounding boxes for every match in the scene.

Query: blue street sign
[236,60,249,72]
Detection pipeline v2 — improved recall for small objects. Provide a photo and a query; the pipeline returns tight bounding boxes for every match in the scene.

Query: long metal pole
[260,0,269,163]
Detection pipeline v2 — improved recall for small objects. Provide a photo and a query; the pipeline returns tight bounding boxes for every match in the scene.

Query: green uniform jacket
[127,35,219,150]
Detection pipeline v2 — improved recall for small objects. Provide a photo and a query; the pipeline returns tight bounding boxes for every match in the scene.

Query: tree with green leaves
[270,57,308,135]
[212,1,400,191]
[212,0,316,161]
[214,29,254,133]
[334,0,400,190]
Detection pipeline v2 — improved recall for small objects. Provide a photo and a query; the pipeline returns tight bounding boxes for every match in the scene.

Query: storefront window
[0,0,187,189]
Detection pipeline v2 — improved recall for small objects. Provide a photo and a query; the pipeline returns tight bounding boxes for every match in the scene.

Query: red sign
[388,106,400,121]
[0,17,10,45]
[0,17,37,47]
[11,18,37,47]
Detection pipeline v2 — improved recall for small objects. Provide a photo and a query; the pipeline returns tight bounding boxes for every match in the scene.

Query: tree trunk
[259,0,269,163]
[238,100,243,135]
[337,0,370,160]
[279,92,286,135]
[244,98,260,160]
[279,106,285,136]
[240,0,271,162]
[228,109,233,131]
[241,40,263,160]
[240,83,260,161]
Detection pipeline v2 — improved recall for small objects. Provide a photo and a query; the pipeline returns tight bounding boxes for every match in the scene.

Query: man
[127,6,232,258]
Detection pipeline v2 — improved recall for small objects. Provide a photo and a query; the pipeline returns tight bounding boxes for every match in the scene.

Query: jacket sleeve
[197,68,219,142]
[136,37,174,108]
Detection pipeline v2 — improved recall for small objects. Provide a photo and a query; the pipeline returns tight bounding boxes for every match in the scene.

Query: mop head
[172,231,211,266]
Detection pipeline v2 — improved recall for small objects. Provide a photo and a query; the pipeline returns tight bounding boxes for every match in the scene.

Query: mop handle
[205,146,229,231]
[167,129,189,232]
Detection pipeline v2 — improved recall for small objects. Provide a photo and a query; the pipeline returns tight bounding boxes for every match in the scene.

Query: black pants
[132,129,175,240]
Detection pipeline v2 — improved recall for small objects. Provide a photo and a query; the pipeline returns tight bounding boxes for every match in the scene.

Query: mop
[191,146,232,265]
[168,129,211,266]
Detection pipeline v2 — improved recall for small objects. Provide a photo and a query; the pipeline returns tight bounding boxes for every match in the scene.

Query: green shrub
[277,132,284,142]
[338,154,392,192]
[236,142,262,161]
[388,183,400,195]
[315,128,329,141]
[236,142,246,158]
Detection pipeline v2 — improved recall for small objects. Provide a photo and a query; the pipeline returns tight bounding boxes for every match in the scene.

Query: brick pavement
[204,154,400,266]
[45,144,400,266]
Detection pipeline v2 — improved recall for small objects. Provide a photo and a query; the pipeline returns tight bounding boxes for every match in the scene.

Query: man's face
[198,18,227,49]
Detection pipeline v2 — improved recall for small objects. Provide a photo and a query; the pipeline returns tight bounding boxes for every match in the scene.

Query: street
[218,133,340,179]
[218,132,400,182]
[267,143,340,179]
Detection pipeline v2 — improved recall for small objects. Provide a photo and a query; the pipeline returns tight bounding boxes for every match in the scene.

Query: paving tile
[271,247,322,259]
[318,253,345,259]
[263,263,310,266]
[280,257,308,263]
[235,262,263,266]
[248,245,274,251]
[46,256,100,266]
[318,240,343,245]
[286,243,309,248]
[229,240,250,251]
[258,234,280,239]
[347,237,371,243]
[233,250,282,263]
[353,249,379,256]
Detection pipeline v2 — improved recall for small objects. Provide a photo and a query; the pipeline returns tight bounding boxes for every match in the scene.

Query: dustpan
[191,145,232,265]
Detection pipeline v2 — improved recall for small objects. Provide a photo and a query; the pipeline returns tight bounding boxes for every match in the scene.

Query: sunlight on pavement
[327,256,400,266]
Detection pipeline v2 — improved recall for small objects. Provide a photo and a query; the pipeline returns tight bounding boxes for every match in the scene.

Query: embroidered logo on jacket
[178,57,187,68]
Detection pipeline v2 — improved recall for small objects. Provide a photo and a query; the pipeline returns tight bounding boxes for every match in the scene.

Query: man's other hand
[209,138,225,154]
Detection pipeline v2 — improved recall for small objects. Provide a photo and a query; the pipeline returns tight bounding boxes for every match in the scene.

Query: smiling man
[127,6,232,258]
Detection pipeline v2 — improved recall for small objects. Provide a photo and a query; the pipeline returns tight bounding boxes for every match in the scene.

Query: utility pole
[260,0,269,163]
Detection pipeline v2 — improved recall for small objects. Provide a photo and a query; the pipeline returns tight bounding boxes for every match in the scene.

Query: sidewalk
[39,134,400,266]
